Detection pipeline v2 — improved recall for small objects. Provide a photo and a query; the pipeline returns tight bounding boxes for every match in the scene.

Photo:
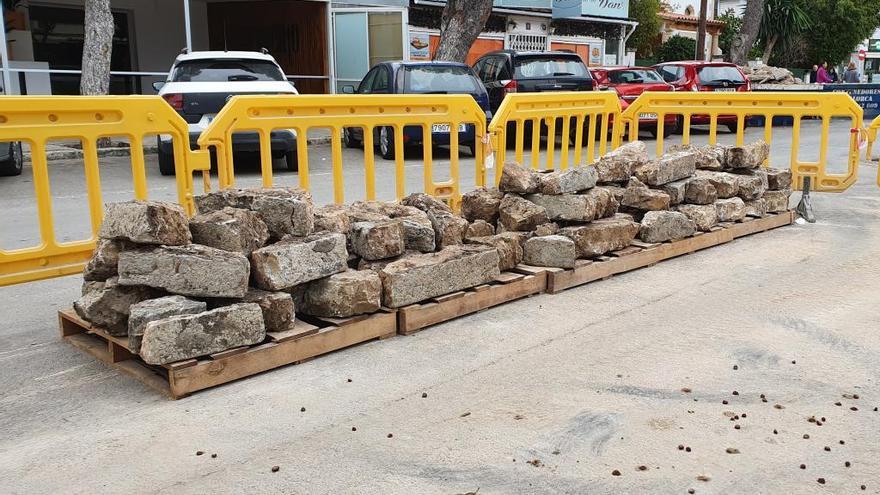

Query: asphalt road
[2,120,879,494]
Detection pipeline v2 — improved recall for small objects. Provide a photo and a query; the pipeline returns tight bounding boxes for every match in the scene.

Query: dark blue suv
[342,61,491,159]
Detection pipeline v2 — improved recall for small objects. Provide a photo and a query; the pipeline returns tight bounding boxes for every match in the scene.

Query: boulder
[639,210,696,243]
[499,162,540,193]
[98,200,191,246]
[250,232,348,290]
[621,178,671,212]
[127,296,206,353]
[243,289,295,332]
[669,144,726,170]
[401,216,436,252]
[189,207,269,255]
[118,244,250,298]
[726,140,769,169]
[349,220,406,261]
[538,166,598,194]
[735,174,766,201]
[465,232,523,271]
[659,179,690,206]
[139,303,266,365]
[499,195,549,231]
[523,235,576,268]
[744,198,768,218]
[83,239,125,281]
[732,167,769,190]
[595,141,648,183]
[696,170,739,198]
[465,219,495,239]
[684,178,718,205]
[400,192,452,214]
[379,245,500,307]
[674,204,719,231]
[313,204,351,234]
[74,278,158,336]
[427,209,468,249]
[301,270,382,318]
[763,189,791,212]
[715,197,747,222]
[461,187,503,223]
[559,214,640,258]
[524,193,602,222]
[766,168,792,190]
[633,151,696,186]
[534,222,560,237]
[195,187,314,239]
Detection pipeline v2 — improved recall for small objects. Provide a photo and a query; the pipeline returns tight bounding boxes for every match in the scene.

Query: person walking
[843,62,861,83]
[816,62,833,84]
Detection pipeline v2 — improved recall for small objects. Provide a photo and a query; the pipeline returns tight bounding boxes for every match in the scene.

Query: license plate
[639,113,659,120]
[714,87,736,92]
[432,123,467,133]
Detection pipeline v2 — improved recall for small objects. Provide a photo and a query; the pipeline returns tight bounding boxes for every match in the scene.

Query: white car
[153,50,298,175]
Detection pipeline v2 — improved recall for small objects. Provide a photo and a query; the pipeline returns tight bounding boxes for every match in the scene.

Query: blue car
[342,61,491,159]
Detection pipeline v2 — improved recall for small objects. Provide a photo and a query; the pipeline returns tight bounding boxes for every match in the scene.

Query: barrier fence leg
[796,176,816,223]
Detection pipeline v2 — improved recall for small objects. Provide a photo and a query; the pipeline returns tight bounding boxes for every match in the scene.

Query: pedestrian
[843,62,861,83]
[828,66,839,82]
[809,64,819,83]
[816,62,832,84]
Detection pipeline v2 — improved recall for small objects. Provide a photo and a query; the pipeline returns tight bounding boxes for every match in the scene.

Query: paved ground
[2,123,879,494]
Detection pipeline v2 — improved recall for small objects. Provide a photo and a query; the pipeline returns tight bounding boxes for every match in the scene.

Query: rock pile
[740,65,803,85]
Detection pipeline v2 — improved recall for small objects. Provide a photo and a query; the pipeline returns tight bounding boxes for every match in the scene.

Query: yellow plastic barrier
[197,94,487,205]
[486,91,622,184]
[0,96,209,287]
[620,92,862,193]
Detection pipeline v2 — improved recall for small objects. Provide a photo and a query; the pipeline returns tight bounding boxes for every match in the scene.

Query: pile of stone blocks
[75,187,507,364]
[468,139,790,270]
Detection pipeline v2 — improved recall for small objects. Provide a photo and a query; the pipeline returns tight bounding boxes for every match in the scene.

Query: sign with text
[409,33,431,61]
[496,0,629,19]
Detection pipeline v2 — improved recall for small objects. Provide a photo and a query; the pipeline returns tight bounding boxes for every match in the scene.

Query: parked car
[590,66,677,138]
[153,50,298,175]
[473,50,594,114]
[341,61,490,159]
[653,61,751,133]
[0,141,23,176]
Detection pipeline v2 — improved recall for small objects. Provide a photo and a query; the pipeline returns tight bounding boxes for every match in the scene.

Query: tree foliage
[717,9,742,58]
[655,35,697,62]
[758,0,811,63]
[627,0,662,57]
[800,0,880,66]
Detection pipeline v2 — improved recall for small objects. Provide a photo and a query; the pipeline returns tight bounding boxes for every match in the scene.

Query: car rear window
[171,59,285,82]
[697,65,745,84]
[514,56,590,79]
[402,65,481,93]
[608,69,664,84]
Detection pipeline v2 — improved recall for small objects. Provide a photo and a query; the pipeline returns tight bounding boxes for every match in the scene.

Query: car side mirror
[152,81,165,92]
[342,85,356,94]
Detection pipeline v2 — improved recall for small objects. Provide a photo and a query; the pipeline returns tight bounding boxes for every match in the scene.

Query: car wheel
[0,142,23,177]
[343,128,361,149]
[379,127,395,160]
[284,150,298,172]
[157,140,176,176]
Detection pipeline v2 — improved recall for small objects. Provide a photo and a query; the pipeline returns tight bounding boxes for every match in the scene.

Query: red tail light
[162,93,183,111]
[502,80,517,96]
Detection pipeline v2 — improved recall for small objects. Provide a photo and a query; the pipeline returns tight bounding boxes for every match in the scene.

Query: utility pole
[696,0,708,60]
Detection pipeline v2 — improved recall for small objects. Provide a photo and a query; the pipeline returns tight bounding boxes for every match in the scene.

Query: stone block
[674,204,719,232]
[763,189,791,212]
[715,197,747,222]
[744,198,768,218]
[243,289,295,332]
[523,235,576,268]
[727,140,769,169]
[400,192,452,214]
[499,162,540,193]
[83,239,125,281]
[559,214,640,258]
[189,207,269,255]
[127,296,206,353]
[659,178,690,206]
[696,170,739,198]
[538,166,598,194]
[465,232,523,271]
[98,200,191,246]
[621,178,671,212]
[301,270,382,318]
[313,204,351,234]
[634,151,696,186]
[73,277,158,336]
[461,187,503,223]
[766,168,792,190]
[349,220,406,261]
[118,244,250,298]
[465,220,495,239]
[250,232,348,290]
[684,178,718,205]
[639,210,696,243]
[735,173,766,201]
[195,187,314,239]
[499,195,549,231]
[595,141,648,183]
[428,209,468,249]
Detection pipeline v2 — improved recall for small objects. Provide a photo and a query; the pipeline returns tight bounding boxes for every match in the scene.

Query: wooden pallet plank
[166,311,396,398]
[397,273,545,335]
[433,291,467,303]
[493,272,525,284]
[729,211,793,238]
[611,246,642,257]
[267,320,320,343]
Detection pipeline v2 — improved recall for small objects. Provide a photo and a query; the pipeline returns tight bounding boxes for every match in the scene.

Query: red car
[652,61,751,133]
[590,66,678,138]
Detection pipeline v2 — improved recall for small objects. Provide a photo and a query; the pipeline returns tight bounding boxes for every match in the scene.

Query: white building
[657,0,726,60]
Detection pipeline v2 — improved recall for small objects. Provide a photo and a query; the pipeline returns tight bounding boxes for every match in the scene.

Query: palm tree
[758,0,811,64]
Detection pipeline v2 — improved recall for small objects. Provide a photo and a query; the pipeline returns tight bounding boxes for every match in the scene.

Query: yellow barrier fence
[864,115,880,188]
[0,96,208,287]
[619,91,862,193]
[486,91,622,183]
[197,94,488,205]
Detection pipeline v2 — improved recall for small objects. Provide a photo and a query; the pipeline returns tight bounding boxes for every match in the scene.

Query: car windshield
[514,56,589,79]
[697,65,745,84]
[402,65,481,93]
[608,69,664,84]
[171,59,285,82]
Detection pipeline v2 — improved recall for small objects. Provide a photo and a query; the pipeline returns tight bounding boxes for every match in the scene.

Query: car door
[350,68,379,141]
[482,56,507,113]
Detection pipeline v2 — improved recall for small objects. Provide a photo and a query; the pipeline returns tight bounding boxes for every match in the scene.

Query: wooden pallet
[59,307,397,399]
[547,210,795,294]
[397,268,548,335]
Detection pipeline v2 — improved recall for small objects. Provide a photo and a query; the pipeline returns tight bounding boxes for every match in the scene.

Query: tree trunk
[433,0,493,63]
[80,0,114,97]
[761,35,777,65]
[729,0,764,65]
